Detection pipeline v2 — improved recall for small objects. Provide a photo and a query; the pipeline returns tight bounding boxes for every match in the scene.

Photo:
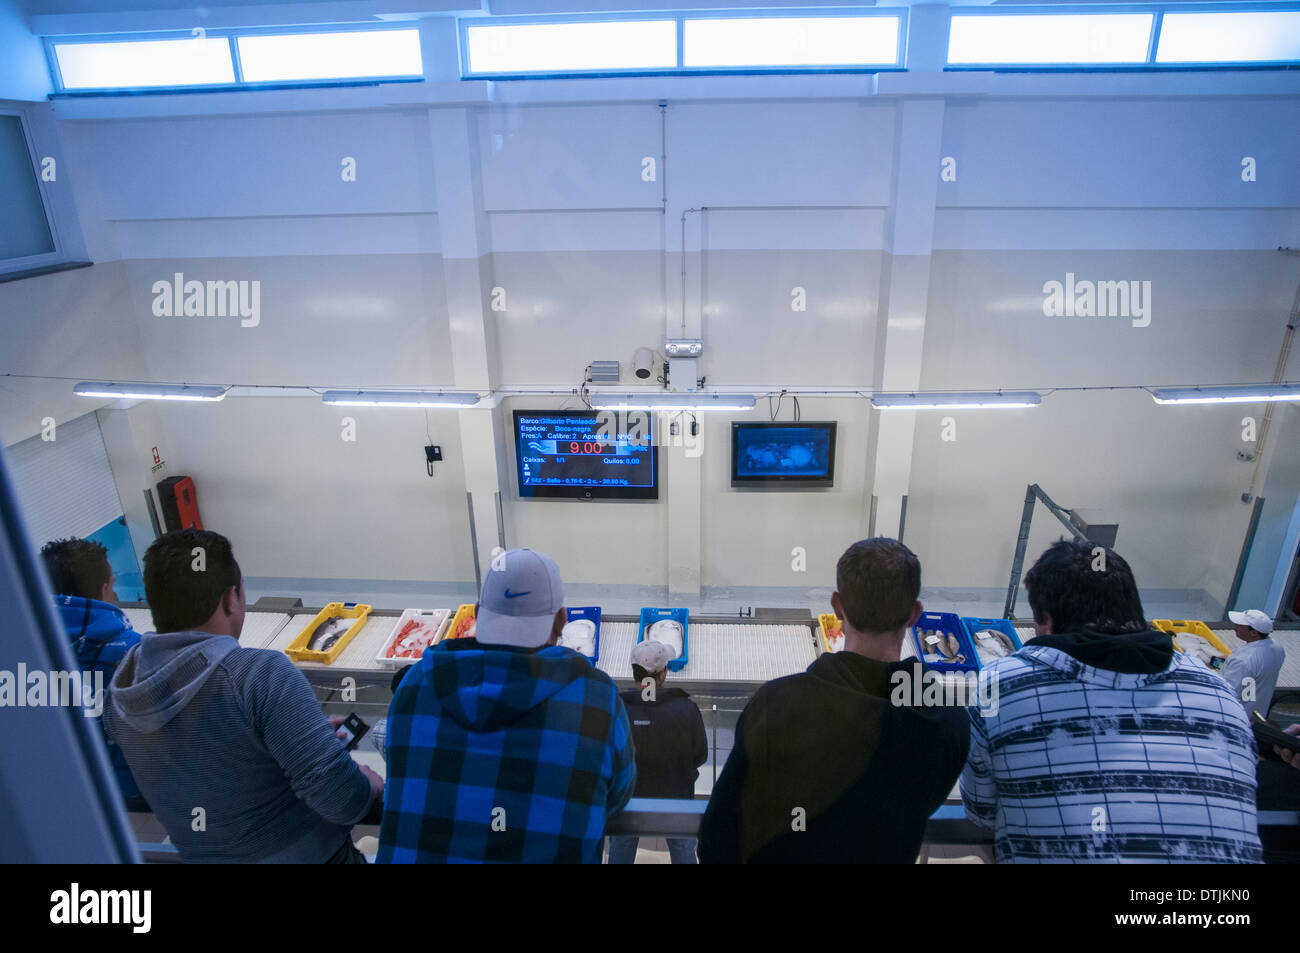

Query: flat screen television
[731,421,837,489]
[514,409,658,500]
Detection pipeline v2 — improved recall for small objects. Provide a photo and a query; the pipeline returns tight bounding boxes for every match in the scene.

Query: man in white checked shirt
[961,540,1261,864]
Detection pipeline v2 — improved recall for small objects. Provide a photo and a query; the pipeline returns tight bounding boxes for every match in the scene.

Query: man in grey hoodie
[106,530,383,863]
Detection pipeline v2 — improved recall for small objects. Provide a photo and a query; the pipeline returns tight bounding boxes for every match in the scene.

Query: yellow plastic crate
[1152,619,1233,658]
[443,603,477,642]
[285,602,372,664]
[818,613,843,654]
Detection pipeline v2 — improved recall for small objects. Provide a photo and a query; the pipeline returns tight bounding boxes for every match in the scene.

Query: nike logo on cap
[504,589,531,599]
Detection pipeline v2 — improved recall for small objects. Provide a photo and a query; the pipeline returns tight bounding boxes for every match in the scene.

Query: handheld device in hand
[1250,711,1300,756]
[336,713,369,751]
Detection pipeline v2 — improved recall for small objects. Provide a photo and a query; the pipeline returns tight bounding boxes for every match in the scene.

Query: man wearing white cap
[607,640,707,864]
[1222,609,1286,719]
[377,548,636,863]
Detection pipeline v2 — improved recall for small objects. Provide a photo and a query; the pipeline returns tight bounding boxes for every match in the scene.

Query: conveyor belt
[122,606,293,649]
[114,602,1300,691]
[121,607,154,633]
[596,622,818,682]
[265,614,400,670]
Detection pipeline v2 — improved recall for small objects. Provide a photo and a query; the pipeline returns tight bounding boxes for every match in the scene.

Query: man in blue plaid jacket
[378,548,636,863]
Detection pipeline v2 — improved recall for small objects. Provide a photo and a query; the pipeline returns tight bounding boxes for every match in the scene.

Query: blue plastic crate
[960,616,1024,668]
[565,606,601,664]
[910,611,978,673]
[637,607,689,672]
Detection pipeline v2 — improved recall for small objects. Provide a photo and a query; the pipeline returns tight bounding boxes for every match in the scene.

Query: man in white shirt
[1221,609,1286,719]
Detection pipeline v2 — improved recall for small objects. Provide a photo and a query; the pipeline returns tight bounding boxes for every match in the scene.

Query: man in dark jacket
[378,548,636,863]
[41,537,144,809]
[608,639,707,863]
[699,538,969,863]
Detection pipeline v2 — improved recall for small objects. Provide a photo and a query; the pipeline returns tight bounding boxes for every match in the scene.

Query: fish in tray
[559,619,597,658]
[305,615,353,653]
[386,617,441,660]
[1173,633,1226,668]
[972,628,1017,660]
[645,619,684,659]
[918,628,966,665]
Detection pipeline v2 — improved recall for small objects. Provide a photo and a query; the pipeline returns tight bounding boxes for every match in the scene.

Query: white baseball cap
[1228,609,1273,634]
[631,639,674,674]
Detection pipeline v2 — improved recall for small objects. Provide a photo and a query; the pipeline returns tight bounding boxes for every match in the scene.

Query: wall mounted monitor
[514,409,658,500]
[731,421,837,489]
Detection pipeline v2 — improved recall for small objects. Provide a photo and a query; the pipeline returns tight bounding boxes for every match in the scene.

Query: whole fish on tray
[972,628,1016,660]
[305,616,352,653]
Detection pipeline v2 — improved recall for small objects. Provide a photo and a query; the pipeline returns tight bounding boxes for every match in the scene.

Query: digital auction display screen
[514,410,658,500]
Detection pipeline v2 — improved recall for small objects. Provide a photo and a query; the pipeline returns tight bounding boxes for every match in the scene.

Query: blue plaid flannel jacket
[378,638,636,863]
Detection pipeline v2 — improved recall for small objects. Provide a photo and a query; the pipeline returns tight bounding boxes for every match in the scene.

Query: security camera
[633,347,653,380]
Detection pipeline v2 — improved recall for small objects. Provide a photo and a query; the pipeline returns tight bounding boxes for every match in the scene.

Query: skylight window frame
[234,26,425,85]
[1155,6,1300,67]
[946,6,1159,71]
[46,32,240,94]
[681,10,906,73]
[945,2,1300,73]
[460,14,683,79]
[457,9,906,80]
[45,24,427,96]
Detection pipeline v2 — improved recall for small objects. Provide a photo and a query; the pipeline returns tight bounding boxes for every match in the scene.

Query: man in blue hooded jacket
[41,537,145,809]
[378,548,636,863]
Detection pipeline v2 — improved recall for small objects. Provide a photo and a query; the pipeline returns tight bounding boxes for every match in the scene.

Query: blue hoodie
[55,595,142,801]
[378,638,636,863]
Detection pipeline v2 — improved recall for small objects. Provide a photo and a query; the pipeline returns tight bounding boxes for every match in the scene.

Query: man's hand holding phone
[1278,723,1300,770]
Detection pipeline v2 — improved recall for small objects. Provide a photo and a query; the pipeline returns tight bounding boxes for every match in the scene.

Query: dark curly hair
[40,538,111,600]
[1024,539,1148,635]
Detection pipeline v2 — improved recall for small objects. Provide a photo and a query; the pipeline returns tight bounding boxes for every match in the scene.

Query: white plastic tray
[375,608,451,668]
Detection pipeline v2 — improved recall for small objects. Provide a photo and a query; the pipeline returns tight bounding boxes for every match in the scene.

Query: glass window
[464,20,677,74]
[683,16,900,68]
[54,37,236,90]
[237,29,423,82]
[948,13,1154,66]
[0,116,55,261]
[1157,11,1300,64]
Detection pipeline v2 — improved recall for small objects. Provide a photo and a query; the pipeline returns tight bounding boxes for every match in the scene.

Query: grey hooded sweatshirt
[105,631,373,863]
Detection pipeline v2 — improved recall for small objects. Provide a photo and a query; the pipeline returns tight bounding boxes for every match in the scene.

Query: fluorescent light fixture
[1151,384,1300,405]
[871,391,1042,410]
[464,20,677,74]
[684,16,900,68]
[589,393,757,411]
[74,381,227,402]
[54,37,236,90]
[237,29,422,83]
[1157,12,1300,64]
[948,14,1153,65]
[320,390,480,408]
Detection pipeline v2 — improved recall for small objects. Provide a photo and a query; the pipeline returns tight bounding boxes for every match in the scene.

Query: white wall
[145,397,475,583]
[4,83,1300,606]
[908,248,1300,596]
[0,0,49,101]
[0,261,144,445]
